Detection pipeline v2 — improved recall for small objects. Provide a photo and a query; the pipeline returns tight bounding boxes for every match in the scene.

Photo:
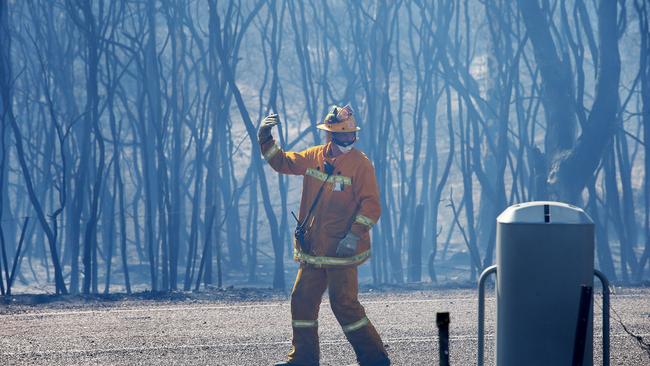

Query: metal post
[437,312,450,366]
[572,285,593,366]
[477,265,497,366]
[594,270,610,366]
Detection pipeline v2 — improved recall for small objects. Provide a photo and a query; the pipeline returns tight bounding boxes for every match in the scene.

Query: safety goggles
[326,104,354,124]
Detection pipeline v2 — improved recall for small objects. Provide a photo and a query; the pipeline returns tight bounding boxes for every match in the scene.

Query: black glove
[336,232,359,257]
[258,113,280,143]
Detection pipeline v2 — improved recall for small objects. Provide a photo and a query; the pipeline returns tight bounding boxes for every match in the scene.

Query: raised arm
[258,114,314,175]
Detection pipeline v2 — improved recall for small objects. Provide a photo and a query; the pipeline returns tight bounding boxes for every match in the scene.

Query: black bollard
[572,285,593,366]
[437,312,450,366]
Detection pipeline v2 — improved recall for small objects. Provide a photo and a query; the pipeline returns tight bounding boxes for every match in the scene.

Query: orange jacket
[260,138,381,267]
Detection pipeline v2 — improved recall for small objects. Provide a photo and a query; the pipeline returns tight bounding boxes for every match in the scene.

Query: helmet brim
[316,124,361,132]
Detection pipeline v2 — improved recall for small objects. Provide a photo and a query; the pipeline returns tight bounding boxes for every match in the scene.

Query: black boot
[358,355,391,366]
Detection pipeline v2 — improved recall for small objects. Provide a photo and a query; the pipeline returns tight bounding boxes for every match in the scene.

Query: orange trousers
[287,265,390,366]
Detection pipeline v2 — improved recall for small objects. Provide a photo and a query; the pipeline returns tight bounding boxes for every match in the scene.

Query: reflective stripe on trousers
[292,319,318,328]
[342,316,369,333]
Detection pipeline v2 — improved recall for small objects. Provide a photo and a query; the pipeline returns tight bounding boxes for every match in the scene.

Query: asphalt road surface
[1,287,649,365]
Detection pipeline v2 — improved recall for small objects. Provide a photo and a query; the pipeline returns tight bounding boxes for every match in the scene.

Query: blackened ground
[1,286,648,365]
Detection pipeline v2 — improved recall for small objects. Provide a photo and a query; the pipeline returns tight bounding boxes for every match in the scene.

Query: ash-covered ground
[1,286,649,365]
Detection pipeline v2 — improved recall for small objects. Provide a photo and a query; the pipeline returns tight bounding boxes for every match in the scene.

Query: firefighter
[258,105,390,366]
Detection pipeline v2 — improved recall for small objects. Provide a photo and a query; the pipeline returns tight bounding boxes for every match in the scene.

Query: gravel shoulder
[1,286,648,365]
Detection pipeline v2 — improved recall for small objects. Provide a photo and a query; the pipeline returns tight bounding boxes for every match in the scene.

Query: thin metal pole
[594,270,610,366]
[478,265,497,366]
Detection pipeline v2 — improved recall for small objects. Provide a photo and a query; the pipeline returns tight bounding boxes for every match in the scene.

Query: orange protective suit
[261,138,389,366]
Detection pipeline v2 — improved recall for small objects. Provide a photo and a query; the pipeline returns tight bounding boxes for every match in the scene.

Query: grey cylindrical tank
[496,201,594,366]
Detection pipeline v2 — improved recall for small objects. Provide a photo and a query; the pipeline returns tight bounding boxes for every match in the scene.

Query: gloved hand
[258,113,280,143]
[336,232,359,257]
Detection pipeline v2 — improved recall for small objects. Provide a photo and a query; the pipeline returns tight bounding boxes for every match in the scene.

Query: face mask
[331,132,356,154]
[335,142,354,153]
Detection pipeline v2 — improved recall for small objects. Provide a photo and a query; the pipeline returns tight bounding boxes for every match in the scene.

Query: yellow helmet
[316,104,360,132]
